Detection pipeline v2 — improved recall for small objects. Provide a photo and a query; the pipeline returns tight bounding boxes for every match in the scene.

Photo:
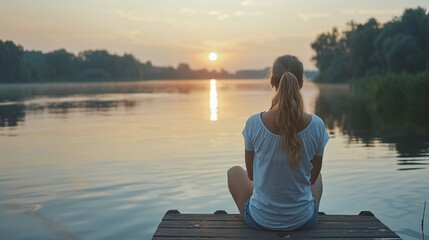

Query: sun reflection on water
[209,79,218,121]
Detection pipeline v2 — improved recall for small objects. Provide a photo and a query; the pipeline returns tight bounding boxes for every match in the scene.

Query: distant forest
[0,40,318,83]
[311,7,429,83]
[310,7,429,132]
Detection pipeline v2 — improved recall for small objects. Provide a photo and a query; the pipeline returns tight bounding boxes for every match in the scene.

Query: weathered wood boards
[153,210,401,239]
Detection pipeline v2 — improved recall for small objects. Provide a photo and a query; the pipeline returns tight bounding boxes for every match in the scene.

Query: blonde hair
[271,55,303,89]
[270,56,304,167]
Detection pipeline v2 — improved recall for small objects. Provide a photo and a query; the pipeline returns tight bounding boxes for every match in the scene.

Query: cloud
[116,10,163,22]
[115,9,199,28]
[341,8,402,16]
[208,11,222,16]
[241,1,269,7]
[298,13,331,22]
[240,11,263,17]
[199,32,310,54]
[178,8,199,15]
[217,14,230,20]
[201,8,263,19]
[207,11,230,19]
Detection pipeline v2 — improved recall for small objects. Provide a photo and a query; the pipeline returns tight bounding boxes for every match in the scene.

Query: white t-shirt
[242,112,329,230]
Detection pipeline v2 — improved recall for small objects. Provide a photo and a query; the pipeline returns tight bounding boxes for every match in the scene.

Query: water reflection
[314,84,429,170]
[209,79,218,121]
[0,100,137,128]
[0,80,209,128]
[39,100,137,114]
[0,104,26,127]
[0,81,210,103]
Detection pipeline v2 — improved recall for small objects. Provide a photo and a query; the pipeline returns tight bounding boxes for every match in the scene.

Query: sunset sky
[1,0,428,72]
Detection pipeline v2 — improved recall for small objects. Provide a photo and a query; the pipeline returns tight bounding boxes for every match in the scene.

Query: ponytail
[271,72,304,167]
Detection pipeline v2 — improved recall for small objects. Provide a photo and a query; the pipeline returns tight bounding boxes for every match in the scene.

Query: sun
[208,52,218,62]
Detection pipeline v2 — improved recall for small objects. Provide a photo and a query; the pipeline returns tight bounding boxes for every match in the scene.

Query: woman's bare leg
[311,173,323,209]
[227,166,254,216]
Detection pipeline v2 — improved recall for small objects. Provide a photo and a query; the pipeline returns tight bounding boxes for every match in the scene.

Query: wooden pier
[153,209,401,239]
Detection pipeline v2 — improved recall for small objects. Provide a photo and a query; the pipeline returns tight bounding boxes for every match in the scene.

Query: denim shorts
[242,198,318,230]
[242,198,264,229]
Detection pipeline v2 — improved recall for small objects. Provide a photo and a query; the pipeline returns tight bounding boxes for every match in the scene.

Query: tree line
[0,40,270,83]
[311,7,429,83]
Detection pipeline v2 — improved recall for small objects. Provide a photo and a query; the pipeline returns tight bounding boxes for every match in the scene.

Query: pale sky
[1,0,428,71]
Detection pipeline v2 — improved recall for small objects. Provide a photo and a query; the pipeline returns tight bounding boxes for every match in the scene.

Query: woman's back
[227,55,329,231]
[261,110,312,135]
[242,112,329,230]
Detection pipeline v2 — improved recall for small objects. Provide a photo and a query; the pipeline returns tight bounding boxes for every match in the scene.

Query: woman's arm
[245,150,254,181]
[310,155,323,185]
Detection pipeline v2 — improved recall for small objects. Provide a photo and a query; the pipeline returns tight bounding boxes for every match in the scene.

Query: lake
[0,79,428,240]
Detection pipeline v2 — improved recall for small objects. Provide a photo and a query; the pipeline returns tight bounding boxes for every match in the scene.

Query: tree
[177,63,193,79]
[311,28,351,82]
[45,49,77,79]
[21,51,50,81]
[0,40,23,83]
[311,7,429,82]
[373,7,429,74]
[79,50,116,76]
[118,54,143,79]
[345,18,380,76]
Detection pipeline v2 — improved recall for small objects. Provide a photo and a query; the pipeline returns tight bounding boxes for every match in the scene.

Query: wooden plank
[153,238,401,240]
[153,210,401,239]
[162,213,380,222]
[158,220,387,229]
[153,228,399,238]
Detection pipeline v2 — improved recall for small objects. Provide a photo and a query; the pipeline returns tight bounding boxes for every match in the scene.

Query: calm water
[0,79,428,240]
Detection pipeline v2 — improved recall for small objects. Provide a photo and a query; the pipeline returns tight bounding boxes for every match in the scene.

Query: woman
[227,55,329,231]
